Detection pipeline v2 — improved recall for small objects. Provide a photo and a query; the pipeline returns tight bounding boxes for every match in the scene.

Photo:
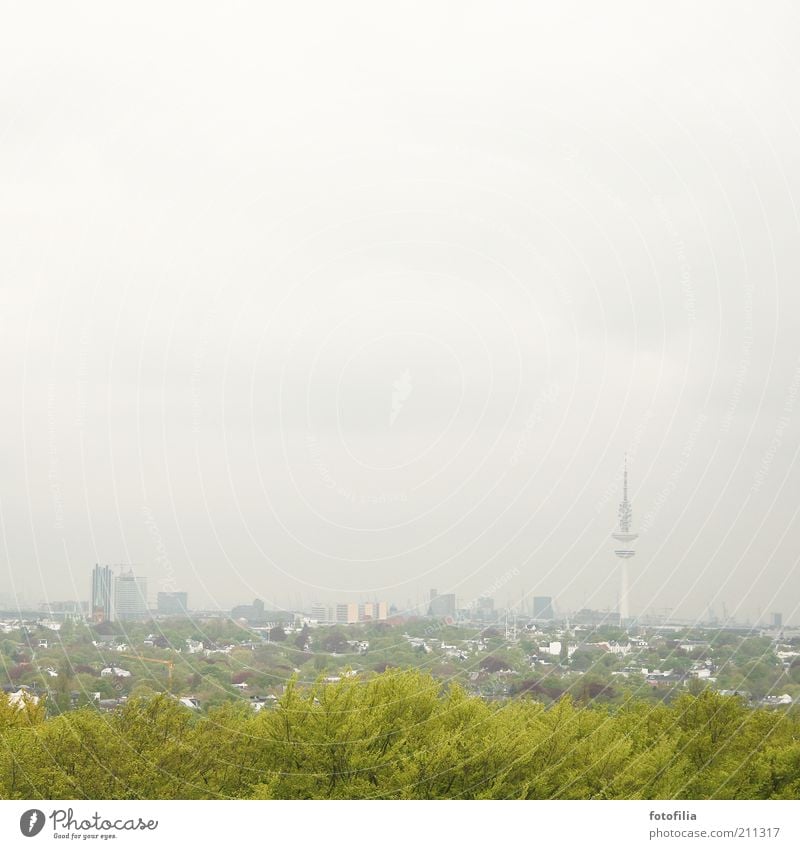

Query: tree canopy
[1,669,798,799]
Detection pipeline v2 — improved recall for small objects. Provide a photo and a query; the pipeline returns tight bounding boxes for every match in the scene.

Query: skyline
[2,449,797,626]
[2,528,794,628]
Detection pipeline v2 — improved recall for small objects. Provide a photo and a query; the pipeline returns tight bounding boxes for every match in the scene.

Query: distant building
[474,596,495,621]
[311,601,388,624]
[612,458,638,622]
[311,602,332,623]
[772,612,783,629]
[532,596,555,620]
[41,600,88,620]
[100,667,131,678]
[336,603,359,624]
[91,564,114,622]
[113,571,148,622]
[231,598,267,625]
[358,601,389,621]
[428,590,456,618]
[573,608,620,626]
[157,591,189,616]
[8,690,40,708]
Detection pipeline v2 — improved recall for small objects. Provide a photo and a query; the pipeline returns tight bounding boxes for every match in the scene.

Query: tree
[294,624,310,650]
[321,631,349,654]
[479,655,513,673]
[2,670,800,800]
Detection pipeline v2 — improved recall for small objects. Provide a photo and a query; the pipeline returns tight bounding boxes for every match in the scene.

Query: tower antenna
[612,456,638,624]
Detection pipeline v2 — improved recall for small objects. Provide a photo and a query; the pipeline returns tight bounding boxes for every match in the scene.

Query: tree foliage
[1,672,798,799]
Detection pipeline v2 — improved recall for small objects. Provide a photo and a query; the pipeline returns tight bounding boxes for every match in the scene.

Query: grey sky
[1,1,799,623]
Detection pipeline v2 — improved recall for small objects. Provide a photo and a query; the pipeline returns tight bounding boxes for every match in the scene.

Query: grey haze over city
[1,2,799,624]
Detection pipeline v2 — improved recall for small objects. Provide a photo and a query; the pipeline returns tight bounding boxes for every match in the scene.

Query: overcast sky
[1,1,799,623]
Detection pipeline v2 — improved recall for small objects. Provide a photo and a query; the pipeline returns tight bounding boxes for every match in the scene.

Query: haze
[1,1,799,624]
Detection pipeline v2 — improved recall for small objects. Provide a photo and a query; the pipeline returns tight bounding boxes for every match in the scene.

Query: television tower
[612,456,638,623]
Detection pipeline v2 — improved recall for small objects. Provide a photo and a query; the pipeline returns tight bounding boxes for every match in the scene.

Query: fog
[1,1,799,624]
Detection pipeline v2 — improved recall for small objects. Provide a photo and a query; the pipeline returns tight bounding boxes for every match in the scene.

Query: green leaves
[1,671,799,799]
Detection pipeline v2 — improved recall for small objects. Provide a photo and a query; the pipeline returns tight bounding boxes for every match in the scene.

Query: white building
[100,666,131,678]
[113,570,148,622]
[8,690,40,708]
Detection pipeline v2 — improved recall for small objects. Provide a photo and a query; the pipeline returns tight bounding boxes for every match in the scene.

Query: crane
[117,654,175,692]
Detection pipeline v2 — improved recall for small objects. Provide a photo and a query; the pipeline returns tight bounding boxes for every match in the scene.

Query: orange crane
[117,654,175,692]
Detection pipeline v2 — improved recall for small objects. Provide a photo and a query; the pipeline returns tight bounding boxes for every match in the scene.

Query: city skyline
[0,545,790,628]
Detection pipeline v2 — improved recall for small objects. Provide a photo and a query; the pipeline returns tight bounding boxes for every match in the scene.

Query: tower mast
[612,455,638,624]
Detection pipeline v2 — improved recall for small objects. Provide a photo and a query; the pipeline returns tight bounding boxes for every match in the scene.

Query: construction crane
[117,654,175,692]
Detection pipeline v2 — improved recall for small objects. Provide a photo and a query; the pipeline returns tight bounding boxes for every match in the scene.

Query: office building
[231,598,267,625]
[311,602,332,623]
[91,564,114,622]
[336,602,359,624]
[358,601,389,621]
[428,590,456,618]
[532,596,554,620]
[113,570,149,622]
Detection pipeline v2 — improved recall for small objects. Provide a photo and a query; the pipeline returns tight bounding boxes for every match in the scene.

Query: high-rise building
[612,457,638,623]
[157,591,189,616]
[336,602,359,624]
[91,564,114,622]
[428,591,456,617]
[358,601,389,621]
[113,570,149,622]
[475,596,495,621]
[311,602,332,623]
[532,596,554,620]
[772,612,783,629]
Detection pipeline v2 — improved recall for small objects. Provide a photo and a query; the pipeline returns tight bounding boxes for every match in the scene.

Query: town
[2,586,798,716]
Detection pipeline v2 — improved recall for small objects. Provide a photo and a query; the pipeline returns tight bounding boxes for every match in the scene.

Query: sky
[1,1,799,624]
